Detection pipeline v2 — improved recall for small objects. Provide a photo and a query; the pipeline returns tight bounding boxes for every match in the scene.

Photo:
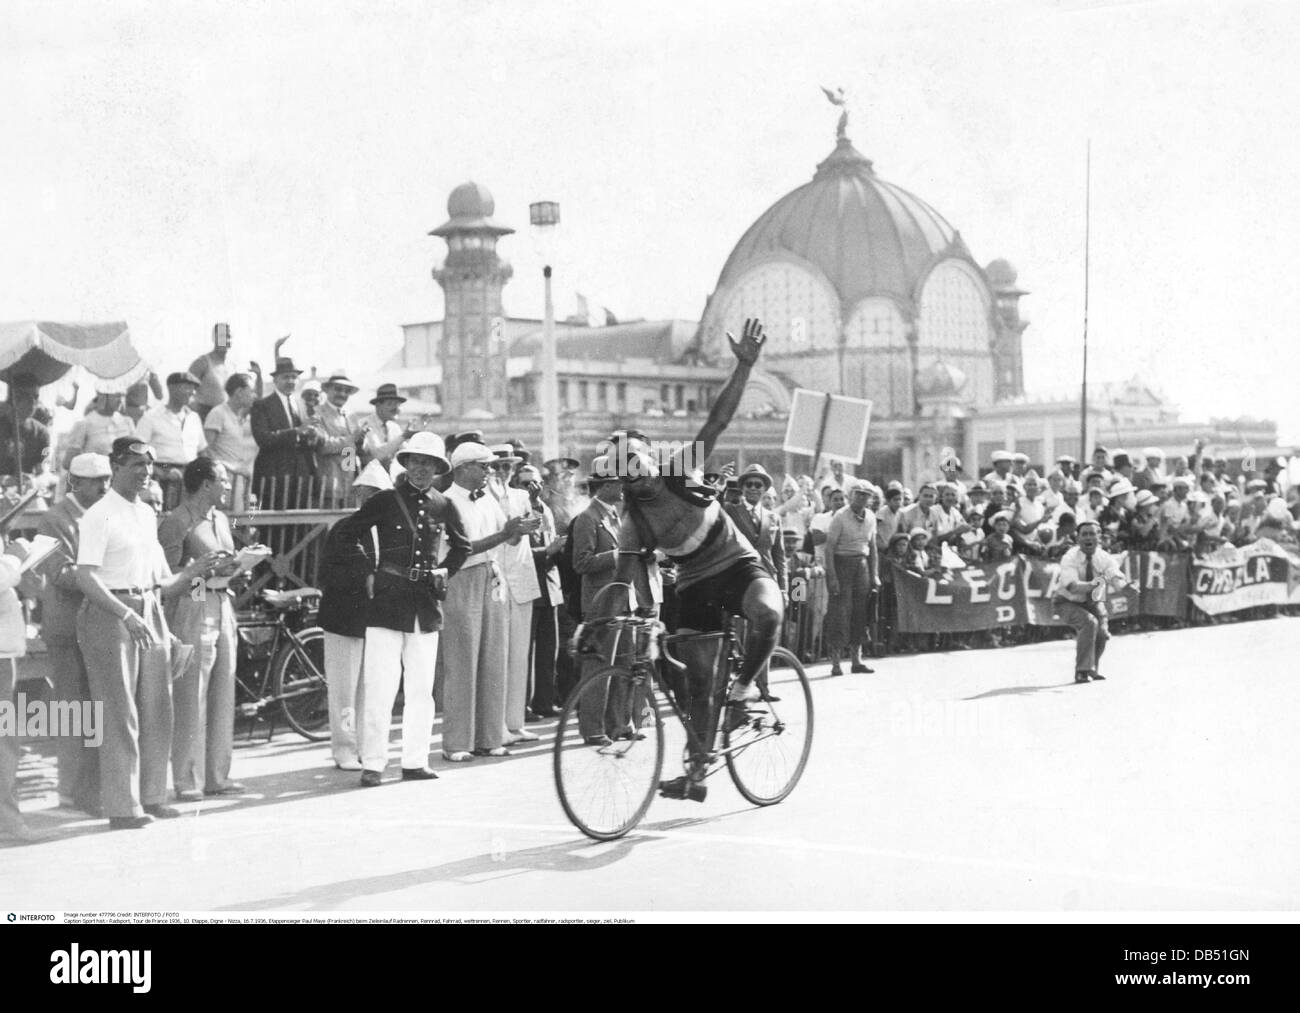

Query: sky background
[2,0,1298,444]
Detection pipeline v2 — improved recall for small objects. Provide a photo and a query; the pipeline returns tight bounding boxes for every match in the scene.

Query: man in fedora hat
[313,372,362,506]
[724,463,787,595]
[359,384,413,471]
[250,356,321,510]
[334,432,471,785]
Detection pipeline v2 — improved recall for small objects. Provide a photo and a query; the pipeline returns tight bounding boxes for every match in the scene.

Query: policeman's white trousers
[323,631,366,767]
[359,626,439,772]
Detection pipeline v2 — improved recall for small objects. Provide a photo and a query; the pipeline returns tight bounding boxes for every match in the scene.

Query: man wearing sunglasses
[608,318,775,802]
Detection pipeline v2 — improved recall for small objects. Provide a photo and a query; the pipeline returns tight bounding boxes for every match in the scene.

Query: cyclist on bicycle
[608,317,780,802]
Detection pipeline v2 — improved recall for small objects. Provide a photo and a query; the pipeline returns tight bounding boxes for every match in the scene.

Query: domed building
[372,113,1283,487]
[695,115,1028,479]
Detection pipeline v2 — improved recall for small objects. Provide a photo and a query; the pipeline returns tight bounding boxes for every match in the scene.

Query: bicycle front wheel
[270,626,330,741]
[554,666,664,840]
[725,646,813,805]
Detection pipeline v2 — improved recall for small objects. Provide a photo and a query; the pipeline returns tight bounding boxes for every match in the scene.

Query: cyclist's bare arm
[693,318,766,462]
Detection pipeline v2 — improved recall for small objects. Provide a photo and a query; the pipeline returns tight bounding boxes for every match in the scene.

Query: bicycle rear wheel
[270,626,330,741]
[554,666,663,840]
[724,646,813,805]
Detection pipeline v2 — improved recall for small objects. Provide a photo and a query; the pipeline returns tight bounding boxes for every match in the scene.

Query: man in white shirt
[435,442,538,761]
[359,384,413,470]
[1052,520,1129,684]
[134,371,208,509]
[75,437,220,829]
[59,388,135,468]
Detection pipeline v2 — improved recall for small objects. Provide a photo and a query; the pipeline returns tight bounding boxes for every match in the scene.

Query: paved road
[5,616,1299,913]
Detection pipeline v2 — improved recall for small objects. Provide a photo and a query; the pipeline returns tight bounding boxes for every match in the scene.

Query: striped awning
[0,321,151,392]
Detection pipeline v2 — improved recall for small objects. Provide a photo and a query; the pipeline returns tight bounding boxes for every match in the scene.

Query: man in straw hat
[435,441,540,762]
[314,372,362,506]
[334,432,470,785]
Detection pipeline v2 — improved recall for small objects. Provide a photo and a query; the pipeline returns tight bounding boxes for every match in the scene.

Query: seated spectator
[1134,447,1165,491]
[874,485,906,550]
[1157,476,1195,551]
[967,480,990,517]
[930,483,973,547]
[1076,485,1108,526]
[898,482,937,534]
[980,512,1015,562]
[1042,511,1078,559]
[1255,497,1297,546]
[958,508,986,562]
[905,528,935,575]
[1120,490,1161,550]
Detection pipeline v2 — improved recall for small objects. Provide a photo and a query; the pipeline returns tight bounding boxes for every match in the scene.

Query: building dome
[916,360,968,398]
[430,181,514,237]
[984,258,1018,288]
[712,136,967,309]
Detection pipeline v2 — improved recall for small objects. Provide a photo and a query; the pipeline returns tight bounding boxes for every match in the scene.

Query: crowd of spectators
[2,320,1299,842]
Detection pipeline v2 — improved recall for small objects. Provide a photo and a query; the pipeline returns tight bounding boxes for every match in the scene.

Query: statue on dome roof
[821,85,849,141]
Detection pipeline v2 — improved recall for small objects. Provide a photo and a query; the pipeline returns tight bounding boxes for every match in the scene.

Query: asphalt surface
[4,614,1299,914]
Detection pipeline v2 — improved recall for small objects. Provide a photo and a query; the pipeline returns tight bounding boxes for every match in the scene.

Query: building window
[578,381,589,411]
[559,380,570,410]
[1015,440,1042,471]
[598,381,609,411]
[616,382,627,413]
[674,385,685,410]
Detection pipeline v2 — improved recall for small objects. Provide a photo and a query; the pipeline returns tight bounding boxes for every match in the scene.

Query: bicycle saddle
[261,587,322,609]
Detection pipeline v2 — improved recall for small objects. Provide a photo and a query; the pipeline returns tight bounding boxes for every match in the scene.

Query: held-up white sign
[782,388,873,464]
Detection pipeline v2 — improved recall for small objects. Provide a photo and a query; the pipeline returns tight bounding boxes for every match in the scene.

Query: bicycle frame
[582,613,780,777]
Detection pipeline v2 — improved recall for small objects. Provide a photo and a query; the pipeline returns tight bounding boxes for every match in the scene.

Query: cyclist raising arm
[612,318,780,801]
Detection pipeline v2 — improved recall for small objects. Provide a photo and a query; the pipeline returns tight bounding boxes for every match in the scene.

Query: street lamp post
[530,200,561,463]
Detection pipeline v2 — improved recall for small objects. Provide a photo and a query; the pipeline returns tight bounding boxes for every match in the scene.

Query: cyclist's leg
[671,634,724,763]
[734,575,783,689]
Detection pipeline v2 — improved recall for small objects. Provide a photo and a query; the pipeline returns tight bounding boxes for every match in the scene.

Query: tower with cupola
[431,181,514,418]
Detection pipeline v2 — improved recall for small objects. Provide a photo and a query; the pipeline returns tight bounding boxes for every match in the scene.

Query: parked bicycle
[234,587,328,741]
[553,590,814,840]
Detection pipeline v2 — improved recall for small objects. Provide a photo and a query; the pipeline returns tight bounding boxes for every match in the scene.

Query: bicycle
[553,588,814,840]
[234,587,329,741]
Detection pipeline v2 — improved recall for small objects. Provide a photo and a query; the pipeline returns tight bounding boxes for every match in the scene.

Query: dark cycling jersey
[618,453,759,592]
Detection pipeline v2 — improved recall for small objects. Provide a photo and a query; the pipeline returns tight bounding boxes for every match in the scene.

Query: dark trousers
[555,607,579,704]
[529,601,559,714]
[1056,600,1110,674]
[825,555,872,655]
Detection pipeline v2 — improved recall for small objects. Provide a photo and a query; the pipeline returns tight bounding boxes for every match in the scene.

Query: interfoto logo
[50,945,152,993]
[0,693,103,747]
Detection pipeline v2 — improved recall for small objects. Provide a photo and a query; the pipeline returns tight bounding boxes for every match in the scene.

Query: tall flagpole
[1080,140,1091,467]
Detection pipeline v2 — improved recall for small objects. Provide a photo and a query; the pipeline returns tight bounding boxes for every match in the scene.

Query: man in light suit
[250,356,320,510]
[723,463,788,597]
[33,453,112,816]
[486,445,542,744]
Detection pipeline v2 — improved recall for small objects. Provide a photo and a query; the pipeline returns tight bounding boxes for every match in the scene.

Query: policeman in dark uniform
[334,432,470,786]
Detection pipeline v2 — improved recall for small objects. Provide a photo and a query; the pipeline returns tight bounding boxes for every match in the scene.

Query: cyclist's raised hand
[727,318,767,366]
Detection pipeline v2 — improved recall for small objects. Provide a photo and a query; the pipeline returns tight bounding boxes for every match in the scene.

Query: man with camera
[334,432,471,786]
